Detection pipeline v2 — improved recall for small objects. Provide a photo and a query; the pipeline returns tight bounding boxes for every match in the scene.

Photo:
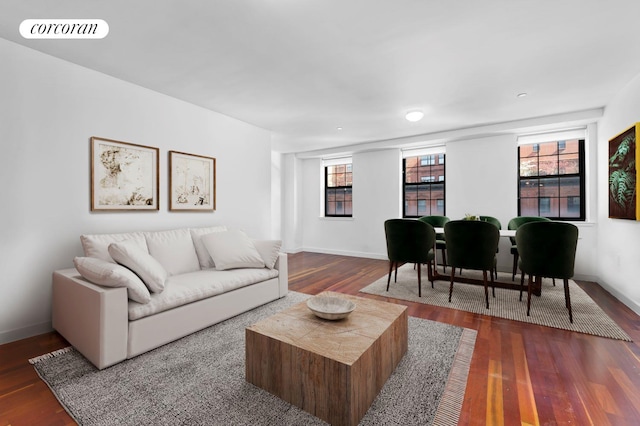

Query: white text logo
[20,19,109,39]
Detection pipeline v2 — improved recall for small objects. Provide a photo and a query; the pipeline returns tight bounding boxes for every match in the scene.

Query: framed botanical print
[91,137,159,211]
[609,123,639,220]
[169,151,216,211]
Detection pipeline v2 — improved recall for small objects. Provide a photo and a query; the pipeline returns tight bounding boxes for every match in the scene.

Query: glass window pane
[345,172,352,186]
[326,201,335,215]
[418,199,427,215]
[558,153,579,174]
[560,197,580,218]
[405,157,418,168]
[335,165,345,173]
[559,176,580,197]
[405,166,419,183]
[344,201,352,215]
[520,198,539,216]
[539,177,559,197]
[520,157,538,177]
[562,139,580,154]
[520,178,539,197]
[538,155,558,176]
[336,173,345,186]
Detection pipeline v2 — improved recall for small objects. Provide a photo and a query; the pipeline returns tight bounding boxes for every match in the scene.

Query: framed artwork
[169,151,216,211]
[90,137,159,211]
[608,123,639,220]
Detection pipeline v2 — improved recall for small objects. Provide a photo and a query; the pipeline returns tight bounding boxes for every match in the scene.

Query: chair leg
[553,278,556,287]
[564,278,573,323]
[491,269,496,298]
[441,248,447,273]
[526,274,534,316]
[519,271,525,301]
[417,262,422,297]
[482,270,489,309]
[394,262,398,282]
[448,268,455,302]
[386,261,394,291]
[512,252,519,281]
[427,261,435,288]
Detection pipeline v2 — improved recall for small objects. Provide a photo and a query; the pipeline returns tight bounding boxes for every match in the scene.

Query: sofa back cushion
[202,229,265,271]
[189,226,228,269]
[80,232,148,262]
[144,228,200,276]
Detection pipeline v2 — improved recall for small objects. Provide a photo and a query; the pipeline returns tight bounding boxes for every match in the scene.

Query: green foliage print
[609,133,636,209]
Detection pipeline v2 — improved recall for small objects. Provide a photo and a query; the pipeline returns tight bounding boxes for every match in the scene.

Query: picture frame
[91,137,159,211]
[608,123,639,220]
[169,151,216,211]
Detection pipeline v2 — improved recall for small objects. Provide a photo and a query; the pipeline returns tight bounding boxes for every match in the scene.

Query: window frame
[403,153,446,218]
[324,161,353,217]
[517,139,586,221]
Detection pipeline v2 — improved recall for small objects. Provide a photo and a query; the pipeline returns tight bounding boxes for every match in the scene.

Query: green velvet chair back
[418,215,449,241]
[384,219,436,264]
[444,220,500,271]
[515,221,578,279]
[507,216,551,245]
[479,216,501,229]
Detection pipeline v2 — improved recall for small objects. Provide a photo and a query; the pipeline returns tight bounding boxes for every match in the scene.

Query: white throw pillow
[73,256,151,304]
[252,239,282,269]
[80,232,148,263]
[144,229,200,275]
[202,230,265,271]
[108,241,167,293]
[190,226,228,269]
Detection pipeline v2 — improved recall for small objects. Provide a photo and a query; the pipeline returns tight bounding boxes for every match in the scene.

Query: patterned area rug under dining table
[360,264,631,341]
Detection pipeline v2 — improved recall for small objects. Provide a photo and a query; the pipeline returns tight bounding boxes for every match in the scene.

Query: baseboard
[0,321,53,345]
[596,277,640,316]
[302,246,388,260]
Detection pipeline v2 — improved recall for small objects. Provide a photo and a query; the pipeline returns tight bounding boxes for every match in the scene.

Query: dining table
[431,227,543,296]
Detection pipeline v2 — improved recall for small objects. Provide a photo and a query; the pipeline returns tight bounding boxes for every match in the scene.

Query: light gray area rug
[361,264,631,341]
[31,291,476,426]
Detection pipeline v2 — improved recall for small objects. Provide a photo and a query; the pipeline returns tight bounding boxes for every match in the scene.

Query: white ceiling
[2,0,640,153]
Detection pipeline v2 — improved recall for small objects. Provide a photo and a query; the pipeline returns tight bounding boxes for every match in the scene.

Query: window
[403,152,445,217]
[324,160,352,217]
[518,139,585,220]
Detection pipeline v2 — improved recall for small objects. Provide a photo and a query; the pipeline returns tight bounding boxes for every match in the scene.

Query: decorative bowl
[306,295,356,320]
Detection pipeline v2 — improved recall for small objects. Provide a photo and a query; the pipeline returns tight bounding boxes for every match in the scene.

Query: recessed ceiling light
[405,111,424,122]
[517,92,528,98]
[336,127,343,130]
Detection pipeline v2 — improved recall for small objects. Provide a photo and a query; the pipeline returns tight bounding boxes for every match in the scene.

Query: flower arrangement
[464,213,480,221]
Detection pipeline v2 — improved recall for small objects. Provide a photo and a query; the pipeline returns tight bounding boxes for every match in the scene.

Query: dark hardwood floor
[2,251,640,425]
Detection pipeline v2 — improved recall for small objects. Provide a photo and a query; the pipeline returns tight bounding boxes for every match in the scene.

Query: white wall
[298,150,401,258]
[0,39,274,343]
[285,130,599,279]
[597,72,640,314]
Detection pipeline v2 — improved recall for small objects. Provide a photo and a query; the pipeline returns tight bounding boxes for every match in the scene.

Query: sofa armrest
[52,268,128,369]
[274,253,288,297]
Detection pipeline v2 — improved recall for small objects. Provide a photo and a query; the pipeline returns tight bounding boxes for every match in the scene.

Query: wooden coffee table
[245,292,408,426]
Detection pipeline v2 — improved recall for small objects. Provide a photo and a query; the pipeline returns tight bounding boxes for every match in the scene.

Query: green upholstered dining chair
[444,220,500,309]
[418,215,450,272]
[384,219,436,297]
[515,221,579,323]
[508,216,551,281]
[479,216,501,276]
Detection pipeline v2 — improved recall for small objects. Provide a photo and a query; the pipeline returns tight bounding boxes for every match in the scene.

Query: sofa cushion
[144,229,200,276]
[127,268,279,320]
[108,241,167,293]
[252,239,282,269]
[80,232,147,263]
[73,256,151,304]
[202,230,265,271]
[189,226,228,269]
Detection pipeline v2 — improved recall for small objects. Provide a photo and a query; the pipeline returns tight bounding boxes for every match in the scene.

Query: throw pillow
[202,230,265,271]
[108,241,168,293]
[190,226,228,269]
[73,256,151,304]
[144,228,200,275]
[252,239,282,269]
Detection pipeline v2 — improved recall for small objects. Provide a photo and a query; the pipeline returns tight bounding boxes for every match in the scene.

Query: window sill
[319,216,354,221]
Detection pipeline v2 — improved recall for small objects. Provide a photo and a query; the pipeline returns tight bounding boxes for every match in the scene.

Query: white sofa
[52,226,288,370]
